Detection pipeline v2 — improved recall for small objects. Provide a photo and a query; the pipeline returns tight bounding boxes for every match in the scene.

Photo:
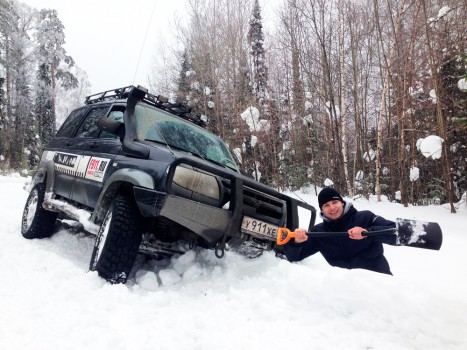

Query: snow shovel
[276,218,442,250]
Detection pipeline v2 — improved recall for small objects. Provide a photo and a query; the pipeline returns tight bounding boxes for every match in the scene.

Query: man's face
[321,200,344,220]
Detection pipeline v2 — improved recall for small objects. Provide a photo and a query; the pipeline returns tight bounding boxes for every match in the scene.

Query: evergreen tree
[10,2,39,169]
[0,0,19,167]
[11,70,30,168]
[0,2,87,170]
[437,47,467,202]
[0,77,4,119]
[0,76,5,166]
[176,49,191,103]
[248,0,268,106]
[246,0,279,185]
[35,63,53,146]
[35,9,77,146]
[55,65,91,126]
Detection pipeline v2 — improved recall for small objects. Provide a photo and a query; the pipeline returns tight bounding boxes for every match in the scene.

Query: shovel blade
[396,218,442,250]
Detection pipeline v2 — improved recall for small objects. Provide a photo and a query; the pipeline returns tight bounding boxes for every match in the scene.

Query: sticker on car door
[47,151,110,183]
[52,151,80,175]
[85,157,110,182]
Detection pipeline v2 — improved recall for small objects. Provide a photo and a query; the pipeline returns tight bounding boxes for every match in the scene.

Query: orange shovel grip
[277,227,297,245]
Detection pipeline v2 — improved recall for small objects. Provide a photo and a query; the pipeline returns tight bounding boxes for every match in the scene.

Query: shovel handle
[277,228,296,245]
[276,227,396,246]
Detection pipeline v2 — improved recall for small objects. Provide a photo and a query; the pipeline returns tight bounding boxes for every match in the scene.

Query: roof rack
[85,86,207,127]
[143,92,207,127]
[85,86,133,104]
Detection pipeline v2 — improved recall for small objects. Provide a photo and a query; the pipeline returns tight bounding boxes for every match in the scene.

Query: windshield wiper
[146,139,204,160]
[144,123,176,156]
[144,138,175,155]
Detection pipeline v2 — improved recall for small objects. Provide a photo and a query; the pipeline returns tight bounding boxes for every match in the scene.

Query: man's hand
[348,226,367,240]
[294,228,308,243]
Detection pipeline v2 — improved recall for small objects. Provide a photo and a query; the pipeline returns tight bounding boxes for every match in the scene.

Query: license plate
[241,216,278,240]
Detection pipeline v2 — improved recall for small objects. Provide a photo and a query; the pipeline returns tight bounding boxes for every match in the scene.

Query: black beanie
[318,188,344,209]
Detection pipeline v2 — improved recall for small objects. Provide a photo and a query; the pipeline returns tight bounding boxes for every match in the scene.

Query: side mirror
[97,116,125,139]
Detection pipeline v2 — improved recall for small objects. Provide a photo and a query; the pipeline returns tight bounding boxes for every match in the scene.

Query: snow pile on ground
[1,175,466,350]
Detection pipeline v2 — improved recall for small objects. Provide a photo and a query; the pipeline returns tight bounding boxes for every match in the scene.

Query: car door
[47,106,89,199]
[69,104,125,208]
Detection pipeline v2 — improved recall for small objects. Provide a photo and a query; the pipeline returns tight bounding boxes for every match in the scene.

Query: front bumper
[133,157,316,247]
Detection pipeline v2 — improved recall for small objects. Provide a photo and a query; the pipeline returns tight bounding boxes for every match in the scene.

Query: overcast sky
[24,0,279,95]
[25,0,188,93]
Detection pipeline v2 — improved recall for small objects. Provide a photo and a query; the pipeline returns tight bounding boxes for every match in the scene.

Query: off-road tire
[21,183,58,239]
[89,194,143,284]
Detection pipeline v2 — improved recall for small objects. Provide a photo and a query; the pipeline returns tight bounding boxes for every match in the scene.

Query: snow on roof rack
[84,85,207,127]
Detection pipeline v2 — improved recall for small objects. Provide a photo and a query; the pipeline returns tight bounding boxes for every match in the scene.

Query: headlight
[173,166,220,200]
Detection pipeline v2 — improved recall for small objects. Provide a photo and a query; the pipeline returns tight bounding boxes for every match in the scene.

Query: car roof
[84,85,207,127]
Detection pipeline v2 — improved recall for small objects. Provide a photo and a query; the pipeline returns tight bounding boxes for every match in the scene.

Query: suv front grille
[222,180,285,221]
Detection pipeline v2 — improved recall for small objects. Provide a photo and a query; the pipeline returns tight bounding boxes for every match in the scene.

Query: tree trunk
[51,61,56,135]
[421,0,456,213]
[373,0,407,202]
[4,34,12,167]
[338,1,352,197]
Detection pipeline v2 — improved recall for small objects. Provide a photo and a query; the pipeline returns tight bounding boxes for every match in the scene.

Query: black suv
[21,86,316,283]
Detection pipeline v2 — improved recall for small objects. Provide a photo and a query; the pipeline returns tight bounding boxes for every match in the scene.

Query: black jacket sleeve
[284,238,320,262]
[283,224,323,262]
[365,213,397,245]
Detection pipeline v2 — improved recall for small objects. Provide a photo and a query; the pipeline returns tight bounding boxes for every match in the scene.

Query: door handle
[65,141,73,146]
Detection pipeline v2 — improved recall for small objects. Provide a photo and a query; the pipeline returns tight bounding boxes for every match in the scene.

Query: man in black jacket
[284,188,396,275]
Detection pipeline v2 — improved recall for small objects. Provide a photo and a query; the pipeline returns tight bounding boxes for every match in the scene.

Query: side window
[56,107,87,138]
[99,108,125,139]
[75,106,109,138]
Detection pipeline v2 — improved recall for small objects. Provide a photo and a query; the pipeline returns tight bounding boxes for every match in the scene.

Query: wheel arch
[91,169,155,225]
[28,161,55,193]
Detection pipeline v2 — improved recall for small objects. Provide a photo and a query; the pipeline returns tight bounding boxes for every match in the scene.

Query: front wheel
[89,194,143,284]
[21,183,58,239]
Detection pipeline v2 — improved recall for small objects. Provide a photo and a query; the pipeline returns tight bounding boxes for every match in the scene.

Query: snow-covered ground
[1,174,466,350]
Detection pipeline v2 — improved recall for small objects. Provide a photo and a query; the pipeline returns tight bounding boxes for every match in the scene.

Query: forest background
[0,0,466,212]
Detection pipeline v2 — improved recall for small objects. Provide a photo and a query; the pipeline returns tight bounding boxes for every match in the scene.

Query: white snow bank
[1,176,467,350]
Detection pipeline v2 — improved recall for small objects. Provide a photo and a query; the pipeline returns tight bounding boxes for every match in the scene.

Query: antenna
[132,1,157,85]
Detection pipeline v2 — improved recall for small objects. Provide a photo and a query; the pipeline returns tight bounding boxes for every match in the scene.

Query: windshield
[134,103,238,170]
